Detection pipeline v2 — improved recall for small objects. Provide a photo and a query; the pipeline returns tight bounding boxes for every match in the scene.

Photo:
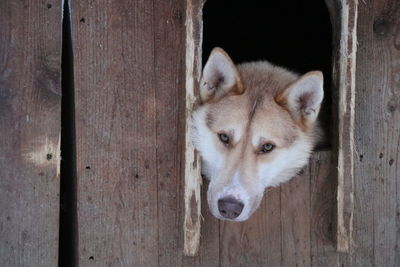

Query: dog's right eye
[218,133,230,145]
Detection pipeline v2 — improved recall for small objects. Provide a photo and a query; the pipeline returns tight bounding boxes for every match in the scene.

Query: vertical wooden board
[182,181,220,267]
[153,0,186,265]
[183,0,204,256]
[219,187,282,267]
[280,168,311,267]
[325,0,358,252]
[0,1,62,266]
[309,151,341,266]
[71,0,185,265]
[353,1,400,266]
[72,1,189,266]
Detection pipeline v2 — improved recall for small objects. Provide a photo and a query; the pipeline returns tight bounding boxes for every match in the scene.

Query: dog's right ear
[275,71,324,128]
[200,48,244,103]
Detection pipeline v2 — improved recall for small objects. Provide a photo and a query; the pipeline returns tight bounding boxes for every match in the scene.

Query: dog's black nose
[218,196,244,219]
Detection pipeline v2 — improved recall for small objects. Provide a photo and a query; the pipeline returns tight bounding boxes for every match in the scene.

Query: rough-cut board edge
[183,0,204,256]
[326,0,358,253]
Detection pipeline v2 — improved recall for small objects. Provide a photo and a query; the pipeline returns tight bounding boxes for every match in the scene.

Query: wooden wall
[0,0,399,266]
[351,0,400,265]
[71,0,186,265]
[0,1,62,266]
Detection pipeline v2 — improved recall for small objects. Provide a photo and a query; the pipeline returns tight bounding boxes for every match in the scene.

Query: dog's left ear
[199,47,244,103]
[276,71,324,127]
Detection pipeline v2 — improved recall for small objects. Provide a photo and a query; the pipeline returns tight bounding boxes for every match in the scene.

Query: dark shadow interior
[203,0,332,148]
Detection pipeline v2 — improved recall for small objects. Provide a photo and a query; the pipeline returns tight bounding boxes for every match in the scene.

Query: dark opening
[203,0,332,148]
[59,0,78,266]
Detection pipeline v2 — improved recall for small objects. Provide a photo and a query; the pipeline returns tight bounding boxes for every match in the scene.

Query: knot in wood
[373,17,390,37]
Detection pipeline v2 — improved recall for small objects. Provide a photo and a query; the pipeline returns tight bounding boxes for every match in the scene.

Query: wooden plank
[219,185,282,266]
[153,0,185,265]
[280,167,311,266]
[183,0,204,256]
[217,153,342,267]
[309,151,341,266]
[325,0,359,252]
[182,181,220,267]
[352,0,400,266]
[0,1,62,266]
[72,0,186,265]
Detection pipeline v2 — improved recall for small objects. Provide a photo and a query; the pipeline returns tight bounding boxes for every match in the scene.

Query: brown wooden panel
[183,0,204,256]
[203,155,338,267]
[153,0,186,265]
[325,0,358,252]
[219,187,282,267]
[182,181,220,267]
[309,151,340,266]
[217,152,339,267]
[0,0,62,266]
[72,0,186,265]
[353,0,400,266]
[280,167,311,266]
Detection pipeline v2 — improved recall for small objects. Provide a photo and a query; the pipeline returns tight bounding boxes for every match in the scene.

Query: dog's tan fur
[192,48,323,221]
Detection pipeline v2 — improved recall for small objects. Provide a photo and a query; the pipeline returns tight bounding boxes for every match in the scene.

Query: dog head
[191,48,324,221]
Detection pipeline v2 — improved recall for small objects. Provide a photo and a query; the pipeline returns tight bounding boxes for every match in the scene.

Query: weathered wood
[280,167,312,267]
[325,0,358,252]
[218,154,334,267]
[183,0,204,256]
[352,0,400,265]
[153,0,186,265]
[0,1,62,266]
[309,151,340,266]
[219,187,282,267]
[72,0,186,265]
[182,181,220,267]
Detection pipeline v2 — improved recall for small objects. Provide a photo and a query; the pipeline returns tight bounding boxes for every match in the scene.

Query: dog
[191,47,324,221]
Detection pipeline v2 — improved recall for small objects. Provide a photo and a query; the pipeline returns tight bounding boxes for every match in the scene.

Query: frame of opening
[183,0,358,256]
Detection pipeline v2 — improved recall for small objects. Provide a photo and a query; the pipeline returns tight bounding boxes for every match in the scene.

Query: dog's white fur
[192,48,324,221]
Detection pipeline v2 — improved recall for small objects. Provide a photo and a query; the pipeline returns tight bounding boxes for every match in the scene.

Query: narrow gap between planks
[59,0,78,266]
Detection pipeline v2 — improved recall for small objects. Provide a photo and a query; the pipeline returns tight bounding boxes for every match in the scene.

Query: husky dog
[191,48,324,221]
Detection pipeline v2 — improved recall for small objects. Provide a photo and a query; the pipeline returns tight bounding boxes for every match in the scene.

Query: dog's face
[192,48,324,221]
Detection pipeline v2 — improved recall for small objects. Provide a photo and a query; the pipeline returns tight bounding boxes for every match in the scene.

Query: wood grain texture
[325,0,358,252]
[1,0,399,265]
[219,186,282,267]
[183,0,203,256]
[182,180,220,267]
[352,0,400,265]
[309,151,340,266]
[65,0,399,265]
[153,0,186,265]
[0,0,62,266]
[217,153,336,267]
[72,0,186,265]
[281,168,311,267]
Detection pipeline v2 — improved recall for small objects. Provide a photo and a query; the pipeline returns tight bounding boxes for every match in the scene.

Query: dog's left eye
[260,143,274,153]
[218,133,230,145]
